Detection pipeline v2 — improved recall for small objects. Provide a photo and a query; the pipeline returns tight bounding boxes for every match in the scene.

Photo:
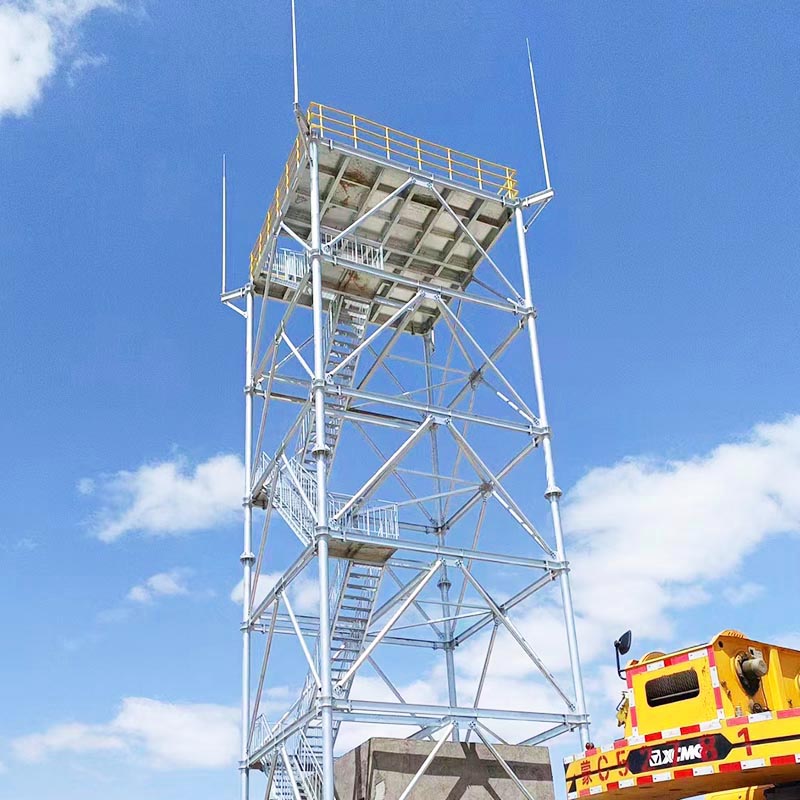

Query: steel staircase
[259,559,385,800]
[252,240,392,800]
[297,294,371,470]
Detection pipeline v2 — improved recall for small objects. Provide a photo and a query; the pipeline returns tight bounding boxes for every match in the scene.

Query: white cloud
[0,0,122,119]
[88,454,243,541]
[112,698,239,769]
[12,698,238,770]
[563,415,800,649]
[77,477,95,495]
[12,721,126,762]
[127,569,191,604]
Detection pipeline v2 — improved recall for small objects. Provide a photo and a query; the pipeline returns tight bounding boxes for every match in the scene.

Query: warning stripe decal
[567,754,800,795]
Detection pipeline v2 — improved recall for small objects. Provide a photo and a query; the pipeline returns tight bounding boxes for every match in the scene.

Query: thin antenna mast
[221,154,227,294]
[526,37,551,191]
[291,0,300,109]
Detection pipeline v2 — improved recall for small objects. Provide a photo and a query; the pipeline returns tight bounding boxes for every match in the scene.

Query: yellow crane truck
[564,631,800,800]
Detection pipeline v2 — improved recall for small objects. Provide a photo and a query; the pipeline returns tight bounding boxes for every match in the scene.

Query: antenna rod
[221,154,227,295]
[526,38,551,191]
[291,0,300,109]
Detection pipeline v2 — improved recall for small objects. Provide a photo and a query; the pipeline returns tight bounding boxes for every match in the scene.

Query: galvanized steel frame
[227,111,590,800]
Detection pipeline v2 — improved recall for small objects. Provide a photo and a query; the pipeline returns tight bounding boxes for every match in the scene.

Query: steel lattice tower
[223,95,590,800]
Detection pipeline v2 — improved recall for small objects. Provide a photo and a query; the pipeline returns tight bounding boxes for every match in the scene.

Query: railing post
[447,148,453,180]
[352,114,358,149]
[416,137,422,170]
[385,128,391,159]
[477,160,483,190]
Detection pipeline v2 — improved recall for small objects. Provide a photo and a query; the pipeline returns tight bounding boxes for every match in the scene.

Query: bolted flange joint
[544,484,562,500]
[239,550,255,565]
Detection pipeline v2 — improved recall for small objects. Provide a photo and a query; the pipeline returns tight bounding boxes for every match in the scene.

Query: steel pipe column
[241,286,255,800]
[309,139,336,800]
[513,206,590,747]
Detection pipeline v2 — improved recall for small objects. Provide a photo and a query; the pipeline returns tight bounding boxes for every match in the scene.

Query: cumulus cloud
[12,698,238,769]
[76,477,95,495]
[0,0,123,119]
[12,721,126,762]
[127,569,191,604]
[564,415,800,647]
[87,454,243,541]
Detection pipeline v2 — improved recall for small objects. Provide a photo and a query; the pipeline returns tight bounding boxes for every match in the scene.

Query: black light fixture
[614,630,633,680]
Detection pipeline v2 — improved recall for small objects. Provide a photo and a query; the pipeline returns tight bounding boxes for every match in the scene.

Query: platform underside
[255,141,515,332]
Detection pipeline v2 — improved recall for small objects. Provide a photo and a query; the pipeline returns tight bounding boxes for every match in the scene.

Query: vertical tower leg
[424,334,459,741]
[309,139,335,800]
[514,207,590,747]
[241,287,255,800]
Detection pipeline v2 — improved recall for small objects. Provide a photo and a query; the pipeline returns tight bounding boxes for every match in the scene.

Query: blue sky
[1,2,799,799]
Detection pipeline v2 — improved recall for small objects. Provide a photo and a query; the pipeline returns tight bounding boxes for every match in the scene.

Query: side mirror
[614,630,633,679]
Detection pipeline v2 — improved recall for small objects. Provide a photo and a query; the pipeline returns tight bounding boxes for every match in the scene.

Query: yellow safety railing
[250,103,519,277]
[250,132,304,276]
[308,102,518,201]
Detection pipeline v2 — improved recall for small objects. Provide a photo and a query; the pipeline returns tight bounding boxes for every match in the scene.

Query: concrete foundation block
[335,737,554,800]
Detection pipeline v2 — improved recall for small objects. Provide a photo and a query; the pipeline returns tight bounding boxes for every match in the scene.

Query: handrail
[308,102,518,199]
[250,132,304,277]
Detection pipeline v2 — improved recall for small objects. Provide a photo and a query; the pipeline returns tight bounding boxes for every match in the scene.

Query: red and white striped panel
[567,754,800,799]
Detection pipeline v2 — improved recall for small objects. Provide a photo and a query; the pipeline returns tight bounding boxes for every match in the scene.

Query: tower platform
[250,103,520,333]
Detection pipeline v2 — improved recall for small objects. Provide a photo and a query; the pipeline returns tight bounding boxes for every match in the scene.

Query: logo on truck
[627,735,732,774]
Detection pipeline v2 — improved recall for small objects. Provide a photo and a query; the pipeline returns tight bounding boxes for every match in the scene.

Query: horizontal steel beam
[328,254,520,314]
[335,386,542,434]
[332,698,588,726]
[258,620,439,649]
[327,530,564,570]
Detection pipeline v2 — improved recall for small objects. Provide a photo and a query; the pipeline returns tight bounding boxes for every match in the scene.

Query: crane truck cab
[565,631,800,800]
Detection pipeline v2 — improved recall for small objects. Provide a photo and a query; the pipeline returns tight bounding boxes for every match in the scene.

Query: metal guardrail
[249,102,519,277]
[308,102,518,200]
[322,230,384,270]
[272,248,308,286]
[280,458,400,542]
[268,233,385,290]
[251,132,304,276]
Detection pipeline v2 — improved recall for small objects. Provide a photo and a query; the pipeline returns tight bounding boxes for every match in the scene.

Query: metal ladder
[299,295,371,470]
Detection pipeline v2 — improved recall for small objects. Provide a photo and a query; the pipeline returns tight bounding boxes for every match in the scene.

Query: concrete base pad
[335,737,554,800]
